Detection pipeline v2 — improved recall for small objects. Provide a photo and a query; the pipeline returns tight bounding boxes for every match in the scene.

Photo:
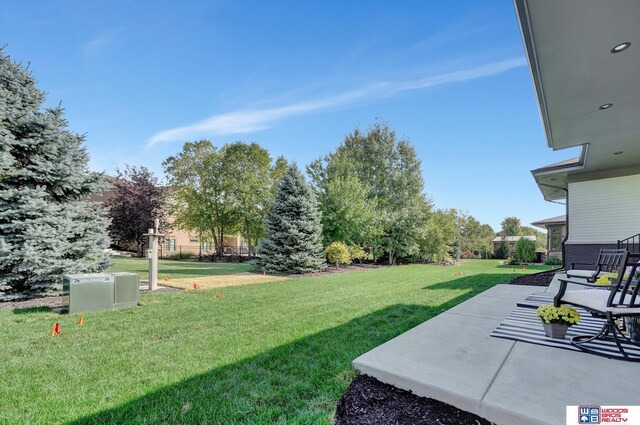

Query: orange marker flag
[51,322,61,336]
[78,315,84,327]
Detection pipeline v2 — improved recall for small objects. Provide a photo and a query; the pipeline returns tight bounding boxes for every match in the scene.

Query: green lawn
[0,260,551,424]
[108,256,253,280]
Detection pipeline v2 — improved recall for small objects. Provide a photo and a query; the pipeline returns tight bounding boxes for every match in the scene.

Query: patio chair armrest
[558,278,608,288]
[554,279,567,307]
[569,262,595,270]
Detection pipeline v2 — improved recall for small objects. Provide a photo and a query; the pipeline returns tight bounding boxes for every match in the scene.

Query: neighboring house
[531,215,566,260]
[161,229,248,257]
[515,0,640,266]
[492,235,536,255]
[90,177,248,256]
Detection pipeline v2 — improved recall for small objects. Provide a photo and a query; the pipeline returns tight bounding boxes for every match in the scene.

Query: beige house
[161,227,247,258]
[491,235,536,255]
[531,215,566,260]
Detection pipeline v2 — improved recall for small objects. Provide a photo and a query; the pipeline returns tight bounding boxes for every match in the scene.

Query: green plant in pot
[536,304,581,339]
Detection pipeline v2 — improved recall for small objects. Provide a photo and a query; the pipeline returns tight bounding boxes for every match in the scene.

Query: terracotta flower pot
[543,322,569,339]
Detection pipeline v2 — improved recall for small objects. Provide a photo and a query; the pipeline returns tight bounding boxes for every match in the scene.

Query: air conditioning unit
[62,272,140,313]
[111,272,139,309]
[63,274,114,313]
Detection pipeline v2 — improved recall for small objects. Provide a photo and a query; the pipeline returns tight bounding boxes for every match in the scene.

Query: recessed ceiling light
[599,103,613,110]
[614,151,624,155]
[611,42,631,53]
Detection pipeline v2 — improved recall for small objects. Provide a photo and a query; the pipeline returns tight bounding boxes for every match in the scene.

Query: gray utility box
[63,273,115,313]
[111,272,139,308]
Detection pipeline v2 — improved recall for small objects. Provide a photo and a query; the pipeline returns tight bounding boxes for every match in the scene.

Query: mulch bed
[508,270,558,287]
[0,286,178,311]
[335,374,493,425]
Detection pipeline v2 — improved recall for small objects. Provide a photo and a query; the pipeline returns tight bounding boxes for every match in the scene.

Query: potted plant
[536,304,581,339]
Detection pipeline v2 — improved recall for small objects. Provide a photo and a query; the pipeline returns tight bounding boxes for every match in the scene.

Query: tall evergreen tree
[258,164,325,274]
[0,50,110,300]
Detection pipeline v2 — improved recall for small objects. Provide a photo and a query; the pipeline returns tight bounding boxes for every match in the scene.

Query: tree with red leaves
[106,166,169,256]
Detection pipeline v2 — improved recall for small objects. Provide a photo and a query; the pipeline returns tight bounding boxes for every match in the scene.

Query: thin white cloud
[147,57,526,147]
[83,29,119,56]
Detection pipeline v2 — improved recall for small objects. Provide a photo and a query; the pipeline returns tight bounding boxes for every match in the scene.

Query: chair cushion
[560,289,640,314]
[566,269,597,279]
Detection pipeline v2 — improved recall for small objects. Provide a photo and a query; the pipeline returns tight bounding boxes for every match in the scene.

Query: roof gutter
[513,0,554,149]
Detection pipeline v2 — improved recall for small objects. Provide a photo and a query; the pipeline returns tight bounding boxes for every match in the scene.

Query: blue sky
[1,0,572,230]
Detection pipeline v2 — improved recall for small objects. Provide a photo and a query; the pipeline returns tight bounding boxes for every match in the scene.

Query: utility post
[143,219,164,291]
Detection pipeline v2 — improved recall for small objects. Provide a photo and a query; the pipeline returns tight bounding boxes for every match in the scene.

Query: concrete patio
[353,276,640,425]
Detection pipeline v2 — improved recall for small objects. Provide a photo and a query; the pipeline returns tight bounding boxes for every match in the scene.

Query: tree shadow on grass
[421,273,520,291]
[421,274,521,311]
[66,290,488,424]
[495,264,552,271]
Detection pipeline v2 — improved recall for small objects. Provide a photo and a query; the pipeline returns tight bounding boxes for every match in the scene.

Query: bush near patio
[0,260,552,424]
[544,255,562,266]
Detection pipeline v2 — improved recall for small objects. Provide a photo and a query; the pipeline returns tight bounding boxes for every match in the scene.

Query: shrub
[544,255,562,266]
[347,245,367,263]
[168,252,196,260]
[325,242,351,268]
[515,238,536,263]
[494,238,511,259]
[460,250,477,259]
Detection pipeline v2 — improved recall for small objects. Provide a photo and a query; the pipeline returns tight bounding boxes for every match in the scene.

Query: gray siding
[568,174,640,244]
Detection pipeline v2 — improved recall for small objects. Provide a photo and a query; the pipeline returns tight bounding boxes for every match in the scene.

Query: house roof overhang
[514,0,640,198]
[530,215,566,230]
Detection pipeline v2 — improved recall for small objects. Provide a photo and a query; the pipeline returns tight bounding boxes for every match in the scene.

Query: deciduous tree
[499,216,522,236]
[106,166,168,256]
[308,121,430,264]
[163,141,234,257]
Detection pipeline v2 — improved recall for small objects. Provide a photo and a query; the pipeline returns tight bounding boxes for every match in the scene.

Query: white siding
[567,174,640,243]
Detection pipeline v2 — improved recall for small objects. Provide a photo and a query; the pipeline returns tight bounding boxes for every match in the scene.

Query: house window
[190,239,199,244]
[164,238,176,252]
[548,225,563,251]
[200,241,211,251]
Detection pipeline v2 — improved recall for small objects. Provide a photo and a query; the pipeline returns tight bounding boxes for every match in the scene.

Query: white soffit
[515,0,640,173]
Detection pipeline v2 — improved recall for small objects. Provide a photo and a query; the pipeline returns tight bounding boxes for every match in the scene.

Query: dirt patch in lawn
[336,374,492,425]
[162,272,288,290]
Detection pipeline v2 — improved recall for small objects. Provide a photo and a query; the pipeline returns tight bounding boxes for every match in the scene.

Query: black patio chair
[554,251,640,361]
[566,248,627,282]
